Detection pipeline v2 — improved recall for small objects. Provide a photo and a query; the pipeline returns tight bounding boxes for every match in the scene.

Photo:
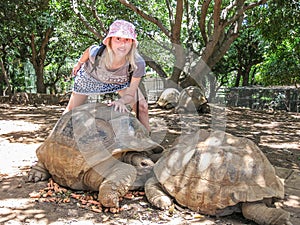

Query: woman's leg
[63,92,88,114]
[118,88,151,132]
[134,92,151,132]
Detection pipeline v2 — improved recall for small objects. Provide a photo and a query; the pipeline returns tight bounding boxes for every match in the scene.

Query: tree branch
[172,0,183,43]
[70,0,102,39]
[118,0,172,38]
[140,53,168,78]
[223,0,267,28]
[221,0,237,20]
[90,0,106,33]
[40,28,53,63]
[199,0,211,44]
[166,0,174,25]
[244,0,267,11]
[213,0,221,31]
[223,0,245,27]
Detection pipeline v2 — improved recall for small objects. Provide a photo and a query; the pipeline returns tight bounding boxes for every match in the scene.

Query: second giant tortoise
[156,88,180,109]
[175,86,210,113]
[28,103,164,208]
[145,130,292,225]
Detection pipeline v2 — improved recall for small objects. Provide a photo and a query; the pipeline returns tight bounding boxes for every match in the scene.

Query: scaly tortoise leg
[98,162,137,208]
[242,202,293,225]
[145,176,173,210]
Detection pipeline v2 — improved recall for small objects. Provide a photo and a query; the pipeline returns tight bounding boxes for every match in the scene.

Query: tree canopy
[0,0,298,95]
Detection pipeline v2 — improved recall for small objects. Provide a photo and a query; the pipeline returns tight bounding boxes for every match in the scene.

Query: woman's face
[110,37,133,57]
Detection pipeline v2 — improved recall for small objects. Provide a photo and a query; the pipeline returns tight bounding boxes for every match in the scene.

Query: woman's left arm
[108,77,141,112]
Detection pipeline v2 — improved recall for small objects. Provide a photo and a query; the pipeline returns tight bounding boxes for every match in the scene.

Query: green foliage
[0,0,299,95]
[259,0,300,47]
[213,23,265,87]
[258,41,300,85]
[256,0,300,86]
[0,0,85,94]
[213,0,299,88]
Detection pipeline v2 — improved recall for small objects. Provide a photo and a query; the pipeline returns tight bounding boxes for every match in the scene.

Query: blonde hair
[102,37,139,72]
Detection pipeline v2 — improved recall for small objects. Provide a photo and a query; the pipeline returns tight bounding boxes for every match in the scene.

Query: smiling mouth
[117,47,128,53]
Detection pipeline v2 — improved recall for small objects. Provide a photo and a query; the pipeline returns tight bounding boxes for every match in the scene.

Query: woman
[64,20,150,132]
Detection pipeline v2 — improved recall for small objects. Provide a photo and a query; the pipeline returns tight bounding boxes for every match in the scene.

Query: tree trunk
[167,0,184,87]
[242,66,251,86]
[0,61,12,95]
[30,28,53,93]
[235,71,241,87]
[36,65,46,93]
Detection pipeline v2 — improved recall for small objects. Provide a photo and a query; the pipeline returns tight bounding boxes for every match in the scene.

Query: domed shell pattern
[153,130,284,215]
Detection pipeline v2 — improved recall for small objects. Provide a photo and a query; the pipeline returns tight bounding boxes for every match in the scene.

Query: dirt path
[0,103,299,225]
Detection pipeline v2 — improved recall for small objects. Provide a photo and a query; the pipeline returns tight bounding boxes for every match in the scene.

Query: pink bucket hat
[103,20,138,46]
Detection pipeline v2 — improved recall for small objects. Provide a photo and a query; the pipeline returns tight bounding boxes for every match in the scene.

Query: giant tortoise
[145,130,292,225]
[28,103,164,208]
[156,88,180,109]
[175,86,210,113]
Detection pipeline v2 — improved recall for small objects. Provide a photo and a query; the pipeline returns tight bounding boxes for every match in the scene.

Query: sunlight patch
[260,142,300,150]
[0,198,36,209]
[283,195,300,208]
[253,122,280,128]
[0,143,40,176]
[0,120,41,135]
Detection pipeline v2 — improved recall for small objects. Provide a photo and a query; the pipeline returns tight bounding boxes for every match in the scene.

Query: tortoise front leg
[28,161,51,182]
[242,202,293,225]
[98,162,137,208]
[123,152,155,189]
[145,176,173,209]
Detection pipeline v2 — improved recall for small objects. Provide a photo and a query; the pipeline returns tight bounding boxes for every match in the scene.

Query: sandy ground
[0,103,299,225]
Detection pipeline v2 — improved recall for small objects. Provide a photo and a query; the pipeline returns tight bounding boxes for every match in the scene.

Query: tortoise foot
[98,165,136,208]
[98,179,130,208]
[145,177,172,210]
[28,162,51,182]
[98,191,120,208]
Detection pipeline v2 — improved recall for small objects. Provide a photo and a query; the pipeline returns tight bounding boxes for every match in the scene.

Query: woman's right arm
[72,47,90,76]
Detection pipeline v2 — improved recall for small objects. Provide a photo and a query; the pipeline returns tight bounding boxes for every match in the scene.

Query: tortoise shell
[156,88,180,109]
[153,130,284,215]
[175,86,208,113]
[36,103,162,189]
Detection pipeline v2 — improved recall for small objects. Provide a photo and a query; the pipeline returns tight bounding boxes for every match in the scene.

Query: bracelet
[78,60,85,64]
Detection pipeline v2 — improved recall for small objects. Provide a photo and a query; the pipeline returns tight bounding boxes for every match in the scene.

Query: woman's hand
[72,61,84,76]
[108,78,140,113]
[72,47,89,76]
[108,99,129,113]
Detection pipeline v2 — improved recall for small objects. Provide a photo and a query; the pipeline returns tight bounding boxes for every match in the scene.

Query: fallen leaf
[29,191,41,198]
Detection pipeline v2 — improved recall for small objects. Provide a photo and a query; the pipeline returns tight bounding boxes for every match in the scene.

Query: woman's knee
[65,93,88,111]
